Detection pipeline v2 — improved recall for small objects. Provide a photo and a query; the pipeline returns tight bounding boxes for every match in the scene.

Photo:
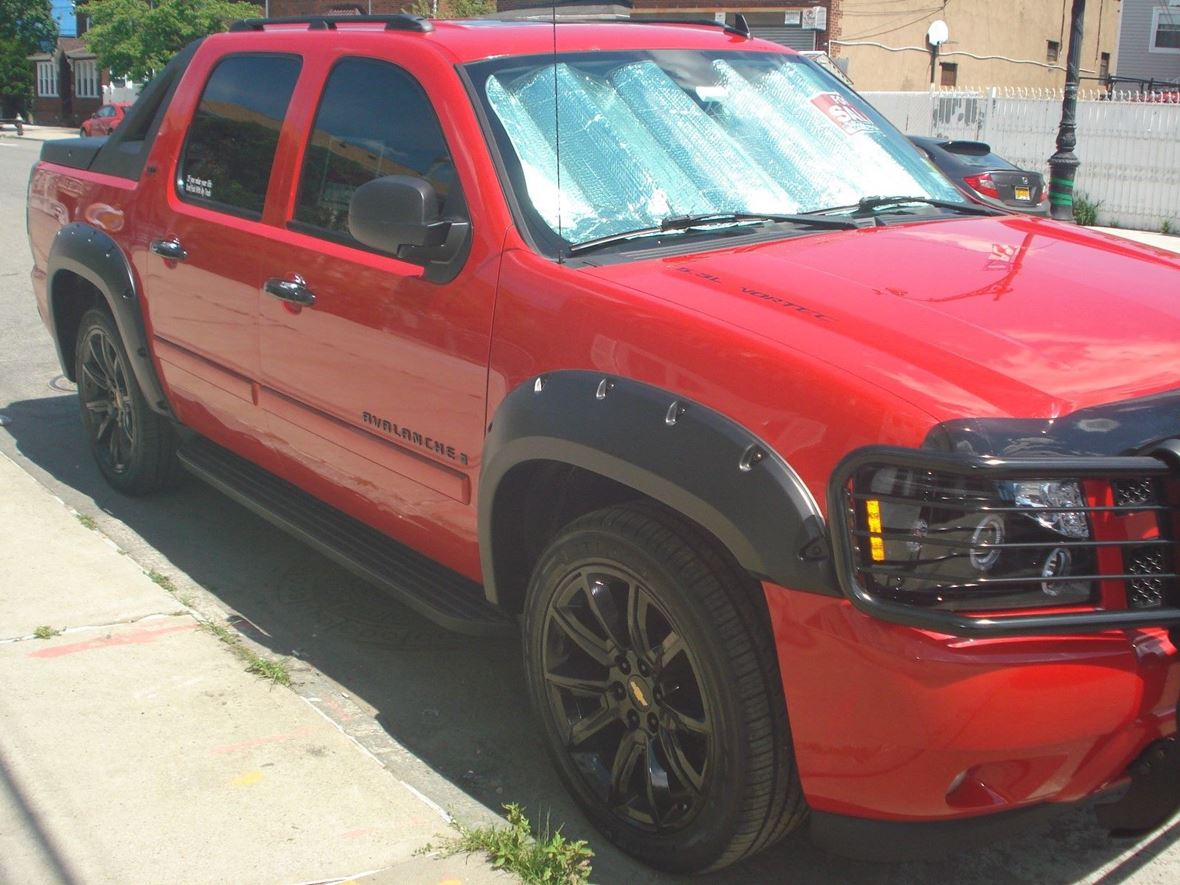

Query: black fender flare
[478,371,837,605]
[47,223,172,416]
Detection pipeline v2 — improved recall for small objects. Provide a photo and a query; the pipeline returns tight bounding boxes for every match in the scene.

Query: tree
[406,0,494,19]
[0,0,57,117]
[82,0,260,82]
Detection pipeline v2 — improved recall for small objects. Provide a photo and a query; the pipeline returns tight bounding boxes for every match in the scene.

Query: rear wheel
[523,503,805,873]
[75,308,181,495]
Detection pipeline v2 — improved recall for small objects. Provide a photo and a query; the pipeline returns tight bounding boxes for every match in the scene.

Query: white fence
[864,89,1180,231]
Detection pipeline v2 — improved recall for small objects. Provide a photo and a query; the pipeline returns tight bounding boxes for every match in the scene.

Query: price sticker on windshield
[811,92,877,135]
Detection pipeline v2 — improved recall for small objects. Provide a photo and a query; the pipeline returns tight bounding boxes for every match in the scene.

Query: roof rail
[484,12,750,39]
[229,14,434,33]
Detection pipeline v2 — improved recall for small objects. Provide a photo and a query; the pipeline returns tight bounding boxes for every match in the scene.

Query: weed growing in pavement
[201,621,292,686]
[147,570,178,594]
[422,803,593,885]
[1162,220,1176,236]
[33,625,61,639]
[76,513,98,530]
[1073,193,1101,226]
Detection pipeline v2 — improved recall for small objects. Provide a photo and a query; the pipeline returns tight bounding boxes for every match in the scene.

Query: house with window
[1115,0,1180,93]
[28,5,107,127]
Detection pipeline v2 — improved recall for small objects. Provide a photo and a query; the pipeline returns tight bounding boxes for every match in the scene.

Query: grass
[423,803,593,885]
[201,621,292,686]
[147,570,178,594]
[1072,192,1101,226]
[75,513,98,530]
[1162,219,1176,236]
[33,625,61,640]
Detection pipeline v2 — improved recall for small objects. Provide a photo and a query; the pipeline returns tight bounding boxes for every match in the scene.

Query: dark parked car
[79,102,132,137]
[909,135,1049,215]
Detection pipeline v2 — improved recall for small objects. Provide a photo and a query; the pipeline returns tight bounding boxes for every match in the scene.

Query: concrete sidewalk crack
[0,610,193,645]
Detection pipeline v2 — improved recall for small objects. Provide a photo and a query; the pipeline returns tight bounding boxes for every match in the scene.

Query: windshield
[467,49,962,251]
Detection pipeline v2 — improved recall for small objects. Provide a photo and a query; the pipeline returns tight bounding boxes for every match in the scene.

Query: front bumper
[762,586,1180,825]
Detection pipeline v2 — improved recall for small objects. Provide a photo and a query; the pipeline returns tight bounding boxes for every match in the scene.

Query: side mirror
[348,175,468,269]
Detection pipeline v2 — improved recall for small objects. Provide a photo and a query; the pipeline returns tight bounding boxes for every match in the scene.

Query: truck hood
[584,215,1180,421]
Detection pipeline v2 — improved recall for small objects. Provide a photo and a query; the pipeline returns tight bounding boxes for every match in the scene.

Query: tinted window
[294,58,458,237]
[944,146,1017,170]
[179,55,301,217]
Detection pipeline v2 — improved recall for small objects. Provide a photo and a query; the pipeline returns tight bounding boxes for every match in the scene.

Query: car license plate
[1014,186,1031,201]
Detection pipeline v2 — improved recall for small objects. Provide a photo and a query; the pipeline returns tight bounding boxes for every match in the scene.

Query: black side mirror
[348,175,469,271]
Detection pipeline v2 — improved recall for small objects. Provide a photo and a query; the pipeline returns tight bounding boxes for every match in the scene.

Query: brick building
[28,5,108,128]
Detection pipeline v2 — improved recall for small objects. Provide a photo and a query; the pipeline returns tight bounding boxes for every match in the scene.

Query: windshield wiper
[812,195,1003,218]
[567,212,859,256]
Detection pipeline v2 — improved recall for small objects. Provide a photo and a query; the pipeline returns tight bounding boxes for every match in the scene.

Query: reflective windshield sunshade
[469,50,968,249]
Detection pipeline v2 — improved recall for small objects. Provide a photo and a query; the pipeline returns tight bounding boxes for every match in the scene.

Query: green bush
[1072,193,1101,226]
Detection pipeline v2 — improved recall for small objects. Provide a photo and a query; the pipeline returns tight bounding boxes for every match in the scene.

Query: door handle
[150,238,187,261]
[263,275,316,307]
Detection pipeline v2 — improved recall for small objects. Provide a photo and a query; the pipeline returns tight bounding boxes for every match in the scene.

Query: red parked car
[79,101,131,137]
[25,15,1180,873]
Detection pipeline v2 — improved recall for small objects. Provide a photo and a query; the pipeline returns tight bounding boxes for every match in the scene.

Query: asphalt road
[2,135,1177,884]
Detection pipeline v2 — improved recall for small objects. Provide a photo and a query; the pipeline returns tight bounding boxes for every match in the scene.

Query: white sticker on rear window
[810,92,877,135]
[184,175,212,198]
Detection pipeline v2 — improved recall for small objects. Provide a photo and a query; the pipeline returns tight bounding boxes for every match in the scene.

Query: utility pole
[1048,0,1086,221]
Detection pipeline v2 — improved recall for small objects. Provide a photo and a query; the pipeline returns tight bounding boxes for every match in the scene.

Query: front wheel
[75,308,181,495]
[523,503,805,873]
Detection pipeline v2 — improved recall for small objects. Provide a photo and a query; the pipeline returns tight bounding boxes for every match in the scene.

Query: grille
[1114,477,1158,507]
[1127,547,1169,609]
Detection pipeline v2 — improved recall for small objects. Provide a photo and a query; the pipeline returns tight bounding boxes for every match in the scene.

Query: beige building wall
[831,0,1121,91]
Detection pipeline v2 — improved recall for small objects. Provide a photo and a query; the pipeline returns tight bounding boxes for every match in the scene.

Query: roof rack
[484,12,751,39]
[229,14,434,33]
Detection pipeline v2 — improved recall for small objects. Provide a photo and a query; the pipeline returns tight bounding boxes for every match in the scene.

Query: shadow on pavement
[3,391,1177,884]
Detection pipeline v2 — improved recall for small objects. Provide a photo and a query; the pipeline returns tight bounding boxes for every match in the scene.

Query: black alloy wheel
[75,308,182,495]
[524,503,805,873]
[540,563,713,833]
[79,321,137,476]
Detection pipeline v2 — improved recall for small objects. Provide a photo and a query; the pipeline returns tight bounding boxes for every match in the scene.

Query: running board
[177,437,516,637]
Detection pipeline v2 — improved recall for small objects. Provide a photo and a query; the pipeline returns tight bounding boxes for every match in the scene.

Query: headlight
[854,466,1097,611]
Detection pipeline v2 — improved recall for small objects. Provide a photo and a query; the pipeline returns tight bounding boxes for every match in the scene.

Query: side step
[177,437,516,637]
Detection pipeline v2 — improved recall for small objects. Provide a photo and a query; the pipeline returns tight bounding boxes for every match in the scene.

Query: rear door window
[178,54,302,218]
[292,57,461,241]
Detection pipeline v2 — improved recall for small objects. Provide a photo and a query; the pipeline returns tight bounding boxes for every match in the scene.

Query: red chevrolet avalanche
[26,15,1180,873]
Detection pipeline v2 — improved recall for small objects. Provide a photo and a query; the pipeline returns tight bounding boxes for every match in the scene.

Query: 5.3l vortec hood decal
[588,216,1180,420]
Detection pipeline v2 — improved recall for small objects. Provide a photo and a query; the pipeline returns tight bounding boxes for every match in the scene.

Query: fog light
[969,515,1004,571]
[1041,547,1071,596]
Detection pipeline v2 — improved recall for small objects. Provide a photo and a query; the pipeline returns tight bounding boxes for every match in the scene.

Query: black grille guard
[828,440,1180,637]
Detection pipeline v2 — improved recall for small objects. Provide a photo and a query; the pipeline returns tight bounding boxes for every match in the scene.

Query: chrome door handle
[150,238,187,261]
[263,275,316,307]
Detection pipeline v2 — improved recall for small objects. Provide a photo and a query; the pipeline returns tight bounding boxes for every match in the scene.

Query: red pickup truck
[26,14,1180,873]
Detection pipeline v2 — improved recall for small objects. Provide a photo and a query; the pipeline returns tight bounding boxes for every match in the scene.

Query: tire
[523,503,806,873]
[75,308,182,495]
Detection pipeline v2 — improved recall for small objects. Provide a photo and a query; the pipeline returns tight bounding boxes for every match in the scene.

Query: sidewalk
[1093,226,1180,254]
[0,451,509,885]
[0,123,77,143]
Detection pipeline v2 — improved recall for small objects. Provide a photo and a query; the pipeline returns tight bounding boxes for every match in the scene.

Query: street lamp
[1049,0,1086,222]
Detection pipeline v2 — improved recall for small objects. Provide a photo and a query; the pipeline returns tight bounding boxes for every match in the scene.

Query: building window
[1099,51,1110,79]
[1046,40,1060,63]
[74,59,100,99]
[36,60,58,97]
[1152,7,1180,53]
[940,62,958,87]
